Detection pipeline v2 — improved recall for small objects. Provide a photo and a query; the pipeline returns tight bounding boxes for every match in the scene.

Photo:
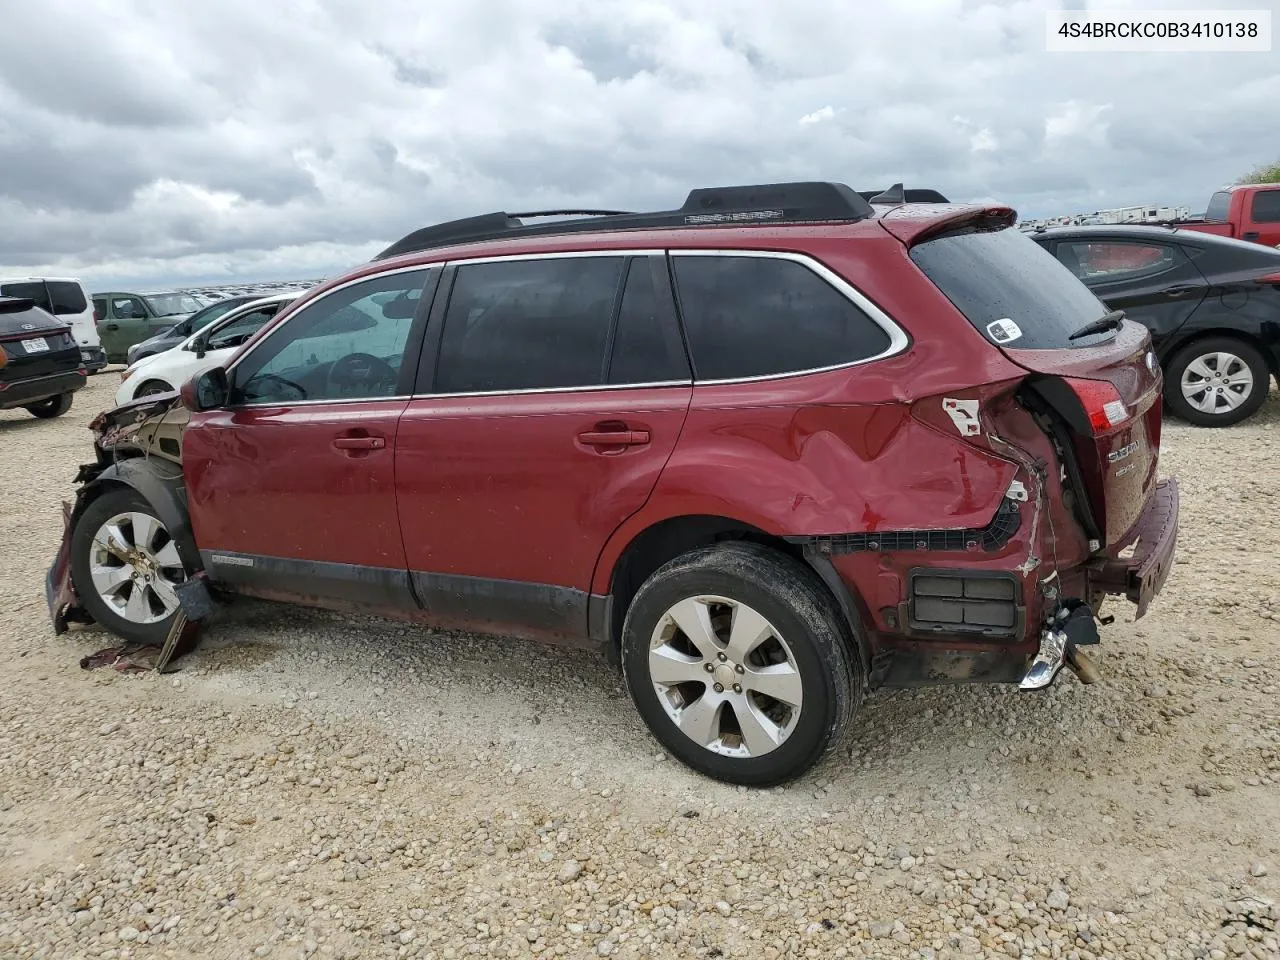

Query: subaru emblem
[19,322,34,330]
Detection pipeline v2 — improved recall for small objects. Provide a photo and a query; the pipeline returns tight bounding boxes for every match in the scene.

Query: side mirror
[181,367,229,412]
[193,336,207,360]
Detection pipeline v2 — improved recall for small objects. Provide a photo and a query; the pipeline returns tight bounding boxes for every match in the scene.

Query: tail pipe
[1019,599,1103,690]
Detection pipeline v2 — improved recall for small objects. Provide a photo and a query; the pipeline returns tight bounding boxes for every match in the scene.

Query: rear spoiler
[879,205,1018,247]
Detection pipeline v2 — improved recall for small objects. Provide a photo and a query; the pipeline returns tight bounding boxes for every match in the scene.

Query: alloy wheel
[647,595,803,758]
[88,512,186,624]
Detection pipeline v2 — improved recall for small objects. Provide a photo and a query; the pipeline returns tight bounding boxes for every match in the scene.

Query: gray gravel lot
[1,373,1278,960]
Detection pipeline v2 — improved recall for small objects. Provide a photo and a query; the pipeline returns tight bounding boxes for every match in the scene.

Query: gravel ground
[1,373,1278,960]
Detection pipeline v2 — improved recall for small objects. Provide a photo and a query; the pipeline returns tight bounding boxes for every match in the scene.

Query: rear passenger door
[1049,239,1207,347]
[395,254,692,641]
[100,295,151,359]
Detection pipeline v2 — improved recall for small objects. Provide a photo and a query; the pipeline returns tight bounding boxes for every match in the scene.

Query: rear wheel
[25,393,73,418]
[70,487,188,645]
[620,542,861,786]
[1164,337,1270,427]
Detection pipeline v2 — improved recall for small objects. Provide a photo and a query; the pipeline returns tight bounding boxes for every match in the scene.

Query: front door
[99,294,151,361]
[396,254,692,641]
[182,267,438,610]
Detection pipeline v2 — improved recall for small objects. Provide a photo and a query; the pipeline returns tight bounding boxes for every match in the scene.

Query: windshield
[188,299,244,331]
[909,226,1114,349]
[145,293,203,316]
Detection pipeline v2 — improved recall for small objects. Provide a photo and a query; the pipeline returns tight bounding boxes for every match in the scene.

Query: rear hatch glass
[910,225,1162,545]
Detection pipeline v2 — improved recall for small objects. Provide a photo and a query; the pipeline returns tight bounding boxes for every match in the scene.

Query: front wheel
[135,379,174,398]
[621,542,861,786]
[25,393,74,418]
[70,487,189,645]
[1164,337,1270,427]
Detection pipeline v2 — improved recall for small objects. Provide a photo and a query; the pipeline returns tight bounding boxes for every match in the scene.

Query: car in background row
[1031,224,1280,426]
[117,293,299,404]
[0,296,86,418]
[0,277,106,372]
[49,181,1179,786]
[126,295,261,365]
[1175,183,1280,248]
[91,291,205,363]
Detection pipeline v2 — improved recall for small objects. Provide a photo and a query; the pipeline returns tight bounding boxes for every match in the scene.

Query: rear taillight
[1066,377,1129,434]
[1256,271,1280,286]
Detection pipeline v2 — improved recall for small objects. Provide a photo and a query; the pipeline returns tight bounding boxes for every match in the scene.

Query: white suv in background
[0,276,106,372]
[115,292,298,404]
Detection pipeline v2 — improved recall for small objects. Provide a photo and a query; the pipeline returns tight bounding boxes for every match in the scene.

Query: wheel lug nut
[732,684,742,694]
[717,653,727,662]
[704,662,714,673]
[713,683,724,693]
[734,664,744,674]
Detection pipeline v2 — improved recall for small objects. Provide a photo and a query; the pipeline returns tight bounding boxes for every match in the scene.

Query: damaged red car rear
[46,182,1178,786]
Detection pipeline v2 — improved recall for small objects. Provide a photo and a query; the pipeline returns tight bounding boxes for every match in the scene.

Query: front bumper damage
[1020,478,1179,690]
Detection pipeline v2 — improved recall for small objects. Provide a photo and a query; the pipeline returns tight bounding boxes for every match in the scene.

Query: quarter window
[671,255,892,380]
[230,271,431,405]
[435,257,625,393]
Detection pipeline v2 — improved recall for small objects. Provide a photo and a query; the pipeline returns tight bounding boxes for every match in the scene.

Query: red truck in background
[1177,183,1280,247]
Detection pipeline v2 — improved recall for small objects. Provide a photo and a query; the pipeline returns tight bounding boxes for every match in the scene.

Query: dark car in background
[1031,225,1280,426]
[126,295,259,365]
[0,297,86,419]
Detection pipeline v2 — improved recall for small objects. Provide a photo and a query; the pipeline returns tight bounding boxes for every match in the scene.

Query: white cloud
[0,0,1275,287]
[799,105,838,126]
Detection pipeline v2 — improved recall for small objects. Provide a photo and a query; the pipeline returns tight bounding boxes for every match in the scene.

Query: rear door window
[1054,241,1184,284]
[435,257,625,393]
[1250,189,1280,223]
[909,227,1112,349]
[671,255,892,380]
[46,281,87,315]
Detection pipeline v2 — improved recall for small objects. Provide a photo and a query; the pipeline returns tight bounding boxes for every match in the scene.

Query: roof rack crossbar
[374,181,878,260]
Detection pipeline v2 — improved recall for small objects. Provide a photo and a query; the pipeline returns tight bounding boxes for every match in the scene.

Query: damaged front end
[46,391,200,636]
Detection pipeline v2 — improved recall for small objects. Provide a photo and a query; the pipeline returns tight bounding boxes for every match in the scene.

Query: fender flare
[75,457,203,575]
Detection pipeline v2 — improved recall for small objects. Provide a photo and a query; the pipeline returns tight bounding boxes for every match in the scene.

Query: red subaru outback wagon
[47,182,1178,785]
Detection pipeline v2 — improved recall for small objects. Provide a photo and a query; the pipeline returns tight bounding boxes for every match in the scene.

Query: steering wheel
[325,352,398,397]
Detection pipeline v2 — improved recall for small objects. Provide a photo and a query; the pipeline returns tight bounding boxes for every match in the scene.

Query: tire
[70,487,189,646]
[135,379,173,398]
[25,393,73,418]
[1163,337,1270,427]
[620,542,861,786]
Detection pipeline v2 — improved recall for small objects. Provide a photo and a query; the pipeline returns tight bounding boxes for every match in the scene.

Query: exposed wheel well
[1161,329,1279,379]
[605,514,869,670]
[135,378,175,396]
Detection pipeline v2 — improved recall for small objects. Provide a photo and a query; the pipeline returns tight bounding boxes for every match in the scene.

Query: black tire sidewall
[621,546,856,786]
[136,380,173,398]
[26,393,73,418]
[70,487,182,646]
[1164,338,1269,427]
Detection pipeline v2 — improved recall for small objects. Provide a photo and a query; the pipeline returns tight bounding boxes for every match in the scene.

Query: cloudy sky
[1,0,1277,289]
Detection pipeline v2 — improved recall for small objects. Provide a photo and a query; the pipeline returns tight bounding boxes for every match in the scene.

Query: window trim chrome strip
[223,247,911,407]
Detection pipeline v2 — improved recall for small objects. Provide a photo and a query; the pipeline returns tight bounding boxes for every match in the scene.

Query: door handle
[1244,232,1260,241]
[332,435,386,451]
[104,323,119,330]
[1162,285,1200,297]
[577,429,650,447]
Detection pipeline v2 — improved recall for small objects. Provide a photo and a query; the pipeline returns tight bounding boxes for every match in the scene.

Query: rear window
[909,227,1112,349]
[1,282,51,313]
[46,281,87,315]
[1205,191,1232,222]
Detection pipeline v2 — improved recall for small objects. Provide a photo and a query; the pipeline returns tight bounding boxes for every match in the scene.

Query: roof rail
[374,181,877,260]
[858,185,950,204]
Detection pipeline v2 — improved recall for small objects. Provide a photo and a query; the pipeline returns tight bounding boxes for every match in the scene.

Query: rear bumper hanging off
[1088,479,1179,619]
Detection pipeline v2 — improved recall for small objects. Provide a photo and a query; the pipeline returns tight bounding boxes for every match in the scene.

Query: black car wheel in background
[0,297,87,419]
[1031,225,1280,426]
